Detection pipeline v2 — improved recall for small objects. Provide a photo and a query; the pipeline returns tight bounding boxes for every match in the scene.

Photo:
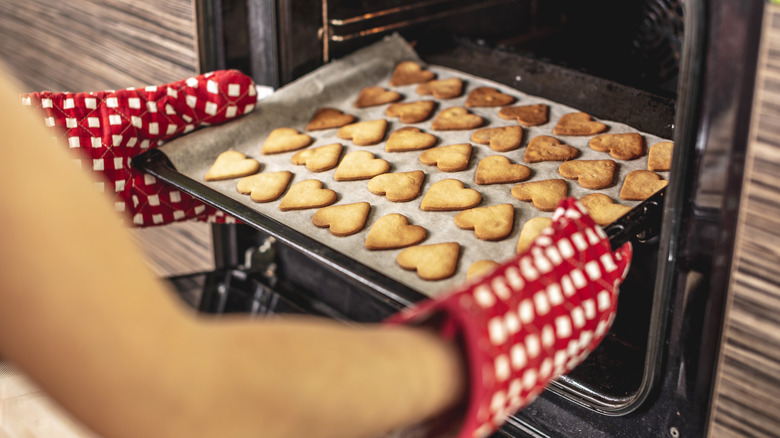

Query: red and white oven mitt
[387,198,633,438]
[21,70,258,226]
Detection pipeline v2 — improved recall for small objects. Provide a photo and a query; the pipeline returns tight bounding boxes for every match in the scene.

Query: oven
[143,0,768,436]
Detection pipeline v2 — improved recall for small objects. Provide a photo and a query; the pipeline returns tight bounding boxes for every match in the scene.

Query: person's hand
[387,197,632,438]
[21,70,258,226]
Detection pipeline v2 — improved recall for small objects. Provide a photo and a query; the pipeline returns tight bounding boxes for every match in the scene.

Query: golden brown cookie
[431,107,484,131]
[333,150,390,181]
[205,150,261,181]
[290,143,342,172]
[474,155,531,185]
[365,213,427,250]
[516,217,553,254]
[470,125,524,152]
[579,193,631,226]
[418,143,473,172]
[396,242,461,281]
[498,104,549,127]
[558,159,617,189]
[385,100,436,124]
[454,203,515,241]
[305,108,356,131]
[236,171,292,203]
[553,112,608,136]
[261,128,313,155]
[420,179,481,211]
[465,87,516,107]
[279,179,337,211]
[524,135,579,163]
[648,141,674,171]
[510,179,568,212]
[354,86,402,108]
[466,260,500,281]
[619,170,668,200]
[589,133,644,160]
[389,61,436,86]
[337,119,388,146]
[312,202,371,237]
[367,171,425,202]
[416,77,464,99]
[385,127,438,152]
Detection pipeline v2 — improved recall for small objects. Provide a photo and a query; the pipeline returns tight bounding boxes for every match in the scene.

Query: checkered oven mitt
[387,198,633,438]
[21,70,258,226]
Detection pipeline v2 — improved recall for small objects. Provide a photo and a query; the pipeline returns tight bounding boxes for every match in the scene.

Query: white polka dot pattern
[387,198,633,438]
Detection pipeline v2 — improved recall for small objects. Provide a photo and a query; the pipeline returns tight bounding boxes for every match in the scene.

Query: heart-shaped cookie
[279,179,337,211]
[589,133,644,160]
[305,107,355,131]
[466,260,500,281]
[337,119,388,146]
[236,171,292,203]
[420,179,482,211]
[291,143,342,172]
[354,86,402,108]
[204,150,261,181]
[396,242,461,281]
[524,135,579,163]
[367,170,425,202]
[333,150,390,181]
[474,155,531,185]
[619,170,668,200]
[418,143,472,172]
[454,203,515,241]
[516,217,553,254]
[558,159,617,189]
[431,107,484,131]
[553,112,608,136]
[510,179,568,212]
[416,77,464,99]
[579,193,631,226]
[385,127,437,152]
[648,141,673,171]
[465,87,516,107]
[261,127,313,154]
[389,61,436,86]
[498,104,549,126]
[312,202,370,236]
[385,100,437,123]
[365,213,427,250]
[470,125,524,152]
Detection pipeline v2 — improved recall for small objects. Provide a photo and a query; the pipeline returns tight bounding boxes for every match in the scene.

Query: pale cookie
[261,127,313,154]
[648,141,673,171]
[305,108,356,131]
[205,150,260,181]
[524,135,579,163]
[431,107,484,131]
[420,179,481,211]
[396,242,461,281]
[619,170,668,200]
[498,104,549,126]
[291,143,342,172]
[416,77,464,99]
[367,170,425,202]
[466,260,500,281]
[385,100,436,124]
[470,125,524,152]
[553,112,608,136]
[558,159,617,189]
[354,86,402,108]
[419,143,472,172]
[337,119,388,146]
[474,155,531,185]
[333,150,390,181]
[465,87,516,107]
[312,202,370,237]
[385,127,437,152]
[454,203,515,241]
[236,171,292,203]
[516,217,553,254]
[589,133,644,160]
[365,213,427,250]
[279,179,337,211]
[510,179,568,212]
[579,193,631,226]
[389,61,436,86]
